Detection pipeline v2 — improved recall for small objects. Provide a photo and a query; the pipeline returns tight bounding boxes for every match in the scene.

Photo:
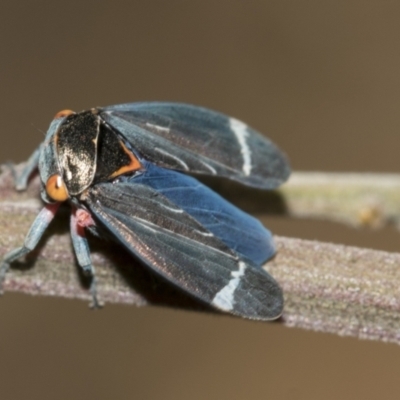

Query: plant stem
[1,166,400,344]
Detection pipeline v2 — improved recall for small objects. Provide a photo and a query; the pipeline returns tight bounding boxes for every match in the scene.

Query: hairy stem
[1,166,400,344]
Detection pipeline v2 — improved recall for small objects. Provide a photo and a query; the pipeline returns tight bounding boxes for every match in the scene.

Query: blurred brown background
[1,1,400,399]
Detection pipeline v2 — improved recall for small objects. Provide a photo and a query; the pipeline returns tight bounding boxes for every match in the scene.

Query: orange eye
[54,109,75,119]
[46,174,69,202]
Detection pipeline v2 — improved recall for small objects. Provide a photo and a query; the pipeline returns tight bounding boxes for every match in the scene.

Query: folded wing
[83,182,283,320]
[100,102,290,189]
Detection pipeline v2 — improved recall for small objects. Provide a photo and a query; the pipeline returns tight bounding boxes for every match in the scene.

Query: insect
[0,102,290,320]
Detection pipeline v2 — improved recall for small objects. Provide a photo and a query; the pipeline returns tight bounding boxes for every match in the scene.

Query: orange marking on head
[110,141,142,178]
[46,174,69,202]
[54,109,75,119]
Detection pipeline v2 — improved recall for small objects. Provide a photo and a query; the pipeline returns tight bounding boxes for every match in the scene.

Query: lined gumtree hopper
[0,102,290,320]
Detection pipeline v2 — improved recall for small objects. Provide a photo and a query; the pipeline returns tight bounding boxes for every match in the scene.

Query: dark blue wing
[99,102,290,189]
[127,161,275,267]
[84,180,283,320]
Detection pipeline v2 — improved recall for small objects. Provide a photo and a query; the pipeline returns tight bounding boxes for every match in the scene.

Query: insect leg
[10,145,41,191]
[0,202,60,292]
[70,209,102,309]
